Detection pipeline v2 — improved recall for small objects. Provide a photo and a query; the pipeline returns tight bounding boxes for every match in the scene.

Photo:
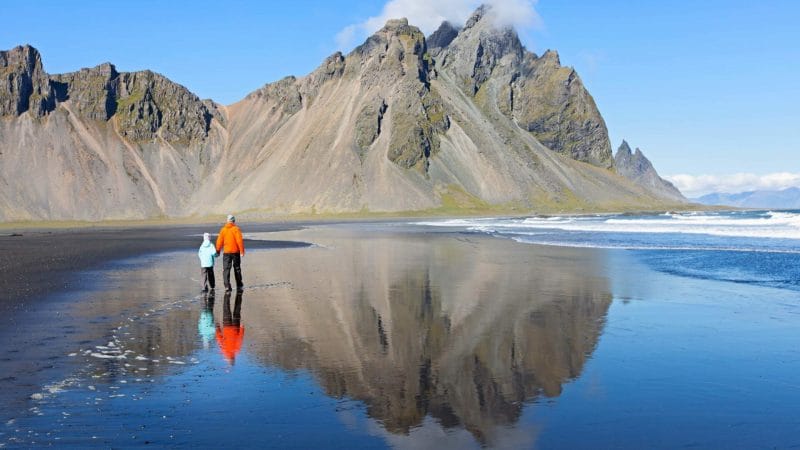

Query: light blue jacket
[198,240,217,268]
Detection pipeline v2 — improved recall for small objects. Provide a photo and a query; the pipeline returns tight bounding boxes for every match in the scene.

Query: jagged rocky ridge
[0,6,686,221]
[614,140,685,203]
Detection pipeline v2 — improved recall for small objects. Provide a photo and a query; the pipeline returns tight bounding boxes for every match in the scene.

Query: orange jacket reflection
[216,323,245,364]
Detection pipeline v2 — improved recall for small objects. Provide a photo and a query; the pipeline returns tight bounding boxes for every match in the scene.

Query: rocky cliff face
[614,140,685,202]
[349,18,449,171]
[0,6,685,222]
[51,62,214,143]
[52,63,118,121]
[513,50,613,167]
[427,21,459,55]
[0,45,220,221]
[435,6,613,168]
[0,45,55,117]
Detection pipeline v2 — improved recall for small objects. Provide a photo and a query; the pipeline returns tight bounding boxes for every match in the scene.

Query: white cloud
[335,0,542,51]
[665,172,800,197]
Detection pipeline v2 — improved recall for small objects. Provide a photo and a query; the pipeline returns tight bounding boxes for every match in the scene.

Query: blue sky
[1,0,798,195]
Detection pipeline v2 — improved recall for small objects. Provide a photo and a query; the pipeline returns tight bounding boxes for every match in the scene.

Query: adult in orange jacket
[216,214,245,291]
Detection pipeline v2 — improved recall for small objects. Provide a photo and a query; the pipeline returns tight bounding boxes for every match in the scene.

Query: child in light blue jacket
[198,232,218,292]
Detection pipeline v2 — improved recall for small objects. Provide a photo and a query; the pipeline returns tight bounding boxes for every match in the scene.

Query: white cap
[203,232,210,241]
[227,214,235,222]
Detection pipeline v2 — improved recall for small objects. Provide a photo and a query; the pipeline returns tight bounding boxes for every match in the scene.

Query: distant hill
[692,187,800,209]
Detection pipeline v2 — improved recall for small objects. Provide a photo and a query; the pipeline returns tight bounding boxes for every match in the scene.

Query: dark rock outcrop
[114,70,212,143]
[351,18,433,87]
[513,50,613,168]
[302,52,346,105]
[52,63,119,120]
[349,18,449,171]
[614,140,685,202]
[0,45,55,117]
[1,46,213,143]
[353,96,387,161]
[435,7,613,168]
[437,6,524,95]
[248,76,304,116]
[427,21,459,55]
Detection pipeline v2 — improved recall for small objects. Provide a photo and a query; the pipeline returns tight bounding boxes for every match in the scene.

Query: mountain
[692,187,800,209]
[0,6,687,222]
[613,140,686,203]
[0,45,220,221]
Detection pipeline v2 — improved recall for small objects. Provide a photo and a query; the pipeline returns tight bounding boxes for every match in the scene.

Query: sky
[1,0,798,196]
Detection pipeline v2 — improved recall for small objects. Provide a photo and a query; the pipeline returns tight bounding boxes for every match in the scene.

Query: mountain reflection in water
[240,229,612,444]
[2,228,617,448]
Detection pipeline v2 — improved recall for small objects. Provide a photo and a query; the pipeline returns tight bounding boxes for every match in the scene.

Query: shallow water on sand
[1,225,798,448]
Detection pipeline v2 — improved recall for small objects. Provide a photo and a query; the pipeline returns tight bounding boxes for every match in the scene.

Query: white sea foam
[90,353,126,360]
[415,211,800,241]
[510,236,800,254]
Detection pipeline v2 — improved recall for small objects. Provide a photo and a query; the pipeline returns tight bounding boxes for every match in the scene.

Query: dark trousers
[222,253,243,289]
[201,267,215,290]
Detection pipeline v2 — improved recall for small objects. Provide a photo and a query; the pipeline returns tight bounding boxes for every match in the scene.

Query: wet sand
[0,223,309,318]
[1,223,798,448]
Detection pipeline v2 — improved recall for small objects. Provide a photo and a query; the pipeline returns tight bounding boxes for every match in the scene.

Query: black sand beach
[1,222,798,448]
[0,224,308,317]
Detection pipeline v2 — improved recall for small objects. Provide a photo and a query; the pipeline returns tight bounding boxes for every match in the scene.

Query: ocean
[415,209,800,292]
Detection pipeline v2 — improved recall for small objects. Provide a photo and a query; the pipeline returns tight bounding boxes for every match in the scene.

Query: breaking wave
[413,210,800,291]
[413,210,800,253]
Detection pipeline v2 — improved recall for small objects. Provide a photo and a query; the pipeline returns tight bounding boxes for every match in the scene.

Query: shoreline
[0,203,725,232]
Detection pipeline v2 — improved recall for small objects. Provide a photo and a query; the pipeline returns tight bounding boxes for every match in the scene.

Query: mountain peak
[348,17,431,89]
[460,4,522,47]
[615,142,651,174]
[465,4,491,28]
[539,49,561,65]
[438,6,523,95]
[0,43,55,117]
[432,7,613,168]
[428,21,459,53]
[95,62,118,77]
[1,44,41,66]
[383,18,409,30]
[617,140,633,155]
[354,17,425,55]
[615,143,685,202]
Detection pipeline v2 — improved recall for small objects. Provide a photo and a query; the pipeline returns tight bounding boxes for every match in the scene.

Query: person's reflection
[216,291,245,365]
[198,292,215,349]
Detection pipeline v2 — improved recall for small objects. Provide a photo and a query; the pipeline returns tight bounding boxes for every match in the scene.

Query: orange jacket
[216,222,245,255]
